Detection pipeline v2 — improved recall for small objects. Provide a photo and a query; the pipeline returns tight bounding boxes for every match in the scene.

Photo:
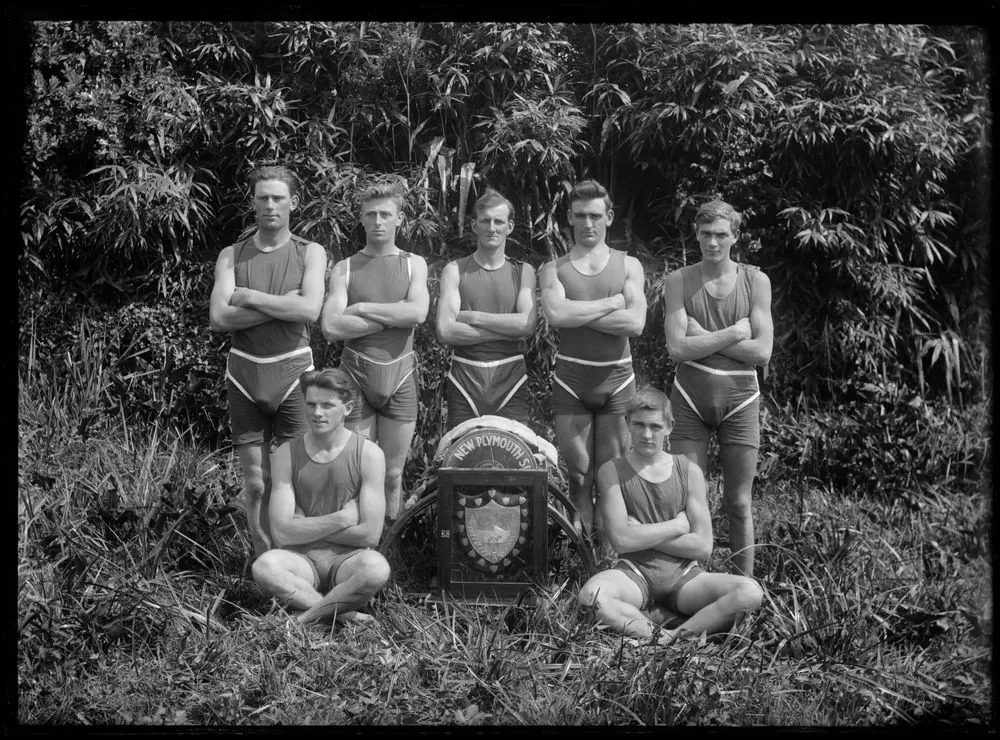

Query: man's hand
[230,287,254,307]
[733,317,752,341]
[672,510,691,535]
[687,315,708,336]
[339,498,360,527]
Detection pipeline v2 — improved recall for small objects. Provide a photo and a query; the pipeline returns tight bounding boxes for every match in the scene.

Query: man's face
[472,204,513,252]
[305,386,353,434]
[695,217,737,264]
[568,198,613,249]
[253,179,298,232]
[361,198,402,247]
[627,408,672,458]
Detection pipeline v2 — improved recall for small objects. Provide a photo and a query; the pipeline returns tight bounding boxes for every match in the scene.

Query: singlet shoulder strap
[671,454,691,507]
[400,250,411,283]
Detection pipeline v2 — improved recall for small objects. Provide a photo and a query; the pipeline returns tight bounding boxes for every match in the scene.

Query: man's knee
[384,465,403,493]
[578,579,603,609]
[251,550,283,587]
[732,578,764,612]
[722,491,753,521]
[350,551,391,593]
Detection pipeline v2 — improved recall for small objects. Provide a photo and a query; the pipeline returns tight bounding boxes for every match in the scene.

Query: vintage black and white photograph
[16,20,992,727]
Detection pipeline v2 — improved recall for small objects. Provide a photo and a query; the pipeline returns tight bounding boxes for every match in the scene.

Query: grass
[16,339,993,726]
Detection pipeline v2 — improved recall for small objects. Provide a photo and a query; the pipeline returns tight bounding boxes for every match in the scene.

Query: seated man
[252,368,391,626]
[578,388,763,643]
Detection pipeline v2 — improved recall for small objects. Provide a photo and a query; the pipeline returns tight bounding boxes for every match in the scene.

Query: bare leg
[374,415,416,522]
[667,572,763,640]
[554,413,596,533]
[237,441,272,558]
[296,550,391,625]
[347,413,377,442]
[592,413,629,554]
[668,438,709,474]
[578,570,660,639]
[251,549,323,611]
[719,443,758,577]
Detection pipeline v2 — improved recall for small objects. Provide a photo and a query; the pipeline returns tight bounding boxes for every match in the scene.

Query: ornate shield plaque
[456,488,529,570]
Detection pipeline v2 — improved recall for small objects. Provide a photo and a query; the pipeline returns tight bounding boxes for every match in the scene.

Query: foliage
[21,21,990,415]
[17,370,992,725]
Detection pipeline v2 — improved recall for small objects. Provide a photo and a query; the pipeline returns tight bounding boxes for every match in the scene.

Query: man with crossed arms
[437,188,537,430]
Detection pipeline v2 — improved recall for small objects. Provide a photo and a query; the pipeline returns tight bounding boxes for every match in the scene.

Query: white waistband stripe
[556,353,632,368]
[229,346,313,364]
[683,360,757,377]
[452,354,524,369]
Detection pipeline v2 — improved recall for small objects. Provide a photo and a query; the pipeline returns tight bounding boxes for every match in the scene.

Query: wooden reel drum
[379,417,597,602]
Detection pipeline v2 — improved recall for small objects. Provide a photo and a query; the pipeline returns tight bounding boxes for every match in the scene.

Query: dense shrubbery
[20,22,991,417]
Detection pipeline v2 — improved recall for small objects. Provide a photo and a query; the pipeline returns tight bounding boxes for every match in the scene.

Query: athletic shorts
[670,361,760,449]
[614,556,704,613]
[341,347,418,423]
[446,354,530,429]
[282,543,367,592]
[226,347,313,446]
[551,354,635,416]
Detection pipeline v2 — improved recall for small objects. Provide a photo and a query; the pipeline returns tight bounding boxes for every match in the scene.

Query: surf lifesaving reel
[379,416,598,603]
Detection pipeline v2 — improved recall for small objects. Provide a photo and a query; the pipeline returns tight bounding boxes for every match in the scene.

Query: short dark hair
[248,165,301,198]
[569,179,613,212]
[625,387,674,426]
[694,200,742,233]
[474,189,515,221]
[299,367,357,405]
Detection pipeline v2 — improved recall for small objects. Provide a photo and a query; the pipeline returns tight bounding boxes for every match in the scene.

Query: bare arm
[539,260,626,328]
[349,254,430,328]
[320,440,387,548]
[209,246,271,332]
[268,442,362,548]
[462,263,538,338]
[321,258,385,341]
[663,270,750,363]
[588,256,647,337]
[596,461,691,555]
[228,242,327,323]
[436,261,508,345]
[645,461,713,561]
[687,271,773,367]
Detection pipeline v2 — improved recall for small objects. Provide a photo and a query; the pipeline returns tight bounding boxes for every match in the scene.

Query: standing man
[577,388,763,643]
[209,165,327,558]
[321,180,430,522]
[252,368,390,626]
[539,180,647,536]
[662,200,773,577]
[436,189,537,430]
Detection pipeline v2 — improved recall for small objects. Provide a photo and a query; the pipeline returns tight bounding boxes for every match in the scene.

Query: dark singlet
[231,235,312,356]
[616,454,691,571]
[554,249,630,362]
[454,255,523,361]
[289,432,365,549]
[345,251,413,361]
[678,262,758,372]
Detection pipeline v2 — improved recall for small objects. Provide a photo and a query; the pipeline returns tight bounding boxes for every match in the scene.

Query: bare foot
[336,611,378,628]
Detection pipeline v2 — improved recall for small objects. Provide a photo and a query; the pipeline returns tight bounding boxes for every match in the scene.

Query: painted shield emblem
[464,495,522,565]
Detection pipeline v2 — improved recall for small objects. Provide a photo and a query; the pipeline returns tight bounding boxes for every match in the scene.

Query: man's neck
[472,247,506,269]
[363,241,398,256]
[254,228,292,251]
[627,448,669,468]
[571,240,609,257]
[309,424,351,451]
[698,258,736,280]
